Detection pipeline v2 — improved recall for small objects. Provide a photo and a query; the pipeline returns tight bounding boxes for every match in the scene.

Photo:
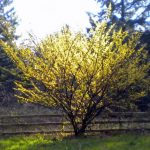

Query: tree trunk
[74,124,87,137]
[74,129,85,137]
[71,122,86,137]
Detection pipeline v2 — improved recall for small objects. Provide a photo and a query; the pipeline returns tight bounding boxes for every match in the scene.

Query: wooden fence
[0,112,150,136]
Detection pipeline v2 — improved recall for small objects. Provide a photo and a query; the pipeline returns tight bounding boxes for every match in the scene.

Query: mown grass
[0,133,150,150]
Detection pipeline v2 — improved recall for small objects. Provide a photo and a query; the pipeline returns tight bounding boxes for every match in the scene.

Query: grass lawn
[0,134,150,150]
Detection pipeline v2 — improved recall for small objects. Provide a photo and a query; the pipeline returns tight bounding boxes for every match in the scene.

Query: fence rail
[0,112,150,135]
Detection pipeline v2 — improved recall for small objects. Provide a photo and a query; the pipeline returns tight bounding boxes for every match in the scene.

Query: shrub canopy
[1,22,150,136]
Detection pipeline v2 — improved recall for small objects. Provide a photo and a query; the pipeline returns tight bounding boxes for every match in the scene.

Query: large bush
[1,22,150,136]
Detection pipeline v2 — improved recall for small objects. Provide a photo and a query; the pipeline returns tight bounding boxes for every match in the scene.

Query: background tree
[88,0,150,31]
[1,22,150,136]
[0,0,18,105]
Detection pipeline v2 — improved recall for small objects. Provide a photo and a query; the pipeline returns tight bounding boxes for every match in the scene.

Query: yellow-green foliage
[0,22,150,124]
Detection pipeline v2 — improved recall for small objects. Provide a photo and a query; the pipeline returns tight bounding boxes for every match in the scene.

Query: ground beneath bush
[0,134,150,150]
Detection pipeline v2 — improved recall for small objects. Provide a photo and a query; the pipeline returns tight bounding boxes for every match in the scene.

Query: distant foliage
[0,0,18,104]
[0,0,18,42]
[1,22,150,136]
[88,0,150,31]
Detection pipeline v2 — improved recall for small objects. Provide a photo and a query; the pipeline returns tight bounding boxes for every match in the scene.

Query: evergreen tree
[0,0,18,105]
[88,0,150,31]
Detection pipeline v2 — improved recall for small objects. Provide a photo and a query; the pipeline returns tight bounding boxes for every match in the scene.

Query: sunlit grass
[0,134,52,150]
[0,134,150,150]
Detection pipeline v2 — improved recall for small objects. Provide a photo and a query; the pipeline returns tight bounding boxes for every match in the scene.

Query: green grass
[0,134,150,150]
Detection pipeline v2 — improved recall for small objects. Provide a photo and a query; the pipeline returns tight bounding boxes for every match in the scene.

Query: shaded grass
[0,134,150,150]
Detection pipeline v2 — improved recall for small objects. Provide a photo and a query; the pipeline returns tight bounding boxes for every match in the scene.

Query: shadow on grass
[0,134,150,150]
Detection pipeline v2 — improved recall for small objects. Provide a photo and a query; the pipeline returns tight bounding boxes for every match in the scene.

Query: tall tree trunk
[121,0,126,31]
[121,0,125,22]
